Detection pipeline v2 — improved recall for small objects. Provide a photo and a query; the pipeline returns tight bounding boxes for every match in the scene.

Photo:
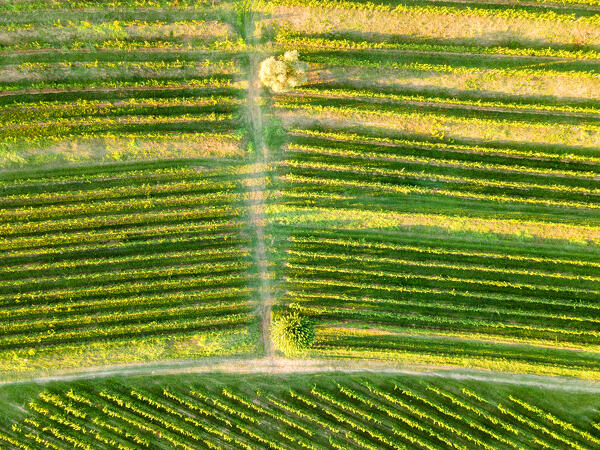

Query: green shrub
[271,312,315,356]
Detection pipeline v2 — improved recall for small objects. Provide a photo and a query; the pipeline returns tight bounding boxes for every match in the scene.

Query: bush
[258,50,308,93]
[271,312,315,356]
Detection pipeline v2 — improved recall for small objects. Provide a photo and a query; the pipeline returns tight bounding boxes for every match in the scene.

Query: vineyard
[263,0,600,378]
[0,160,259,377]
[0,0,263,377]
[1,373,600,449]
[0,0,245,169]
[1,0,600,445]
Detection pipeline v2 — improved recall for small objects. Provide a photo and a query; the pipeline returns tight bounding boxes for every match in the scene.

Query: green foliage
[264,116,286,148]
[0,162,258,378]
[271,312,315,355]
[1,373,600,448]
[276,31,600,61]
[266,0,600,23]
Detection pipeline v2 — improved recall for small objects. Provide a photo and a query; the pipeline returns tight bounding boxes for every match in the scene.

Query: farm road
[1,356,600,394]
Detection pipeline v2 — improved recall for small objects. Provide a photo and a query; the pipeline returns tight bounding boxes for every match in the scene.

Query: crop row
[301,52,600,81]
[285,143,600,193]
[0,222,242,255]
[286,141,599,182]
[0,76,236,97]
[293,300,600,344]
[276,32,600,61]
[293,85,600,120]
[0,287,251,321]
[286,235,600,271]
[267,0,600,24]
[0,96,242,124]
[287,280,600,319]
[0,192,242,224]
[275,96,600,134]
[0,178,240,207]
[0,160,256,365]
[2,376,598,449]
[1,112,234,141]
[2,37,247,53]
[314,334,600,379]
[287,249,600,287]
[0,160,236,189]
[1,18,231,33]
[279,223,600,354]
[0,0,215,12]
[0,247,248,278]
[282,224,600,270]
[0,270,249,307]
[289,128,600,166]
[0,259,249,295]
[280,173,600,219]
[7,55,237,76]
[285,260,598,302]
[0,313,254,350]
[0,203,242,236]
[277,130,600,223]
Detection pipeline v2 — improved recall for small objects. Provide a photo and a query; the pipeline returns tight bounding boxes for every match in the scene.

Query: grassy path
[1,356,600,393]
[243,1,273,357]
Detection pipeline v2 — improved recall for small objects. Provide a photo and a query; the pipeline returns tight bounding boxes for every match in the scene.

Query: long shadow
[302,49,600,75]
[279,95,600,127]
[0,157,245,185]
[0,78,238,105]
[288,122,600,164]
[287,133,600,178]
[0,72,236,93]
[0,49,244,66]
[279,224,600,259]
[0,120,237,142]
[2,87,242,105]
[1,102,239,123]
[303,81,600,111]
[2,33,238,49]
[293,31,600,61]
[325,0,600,18]
[0,7,241,27]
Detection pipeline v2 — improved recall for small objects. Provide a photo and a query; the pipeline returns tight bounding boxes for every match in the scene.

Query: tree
[258,50,308,93]
[271,312,315,356]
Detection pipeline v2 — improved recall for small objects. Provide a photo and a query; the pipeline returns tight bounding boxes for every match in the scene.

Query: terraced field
[265,0,600,377]
[1,373,600,449]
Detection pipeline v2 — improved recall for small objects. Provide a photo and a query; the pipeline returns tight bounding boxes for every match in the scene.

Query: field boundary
[243,0,274,357]
[2,356,600,393]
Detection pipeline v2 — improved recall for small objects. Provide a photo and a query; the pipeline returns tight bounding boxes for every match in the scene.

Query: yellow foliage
[258,50,308,93]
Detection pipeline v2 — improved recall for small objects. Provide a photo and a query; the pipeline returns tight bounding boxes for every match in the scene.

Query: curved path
[2,356,600,394]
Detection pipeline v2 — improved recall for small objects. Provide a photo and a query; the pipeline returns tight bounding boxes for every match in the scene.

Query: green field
[264,0,600,379]
[0,0,265,378]
[1,373,600,449]
[0,160,259,377]
[1,0,599,446]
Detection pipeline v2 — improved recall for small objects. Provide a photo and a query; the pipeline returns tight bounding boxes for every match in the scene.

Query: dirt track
[2,356,600,393]
[243,4,274,357]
